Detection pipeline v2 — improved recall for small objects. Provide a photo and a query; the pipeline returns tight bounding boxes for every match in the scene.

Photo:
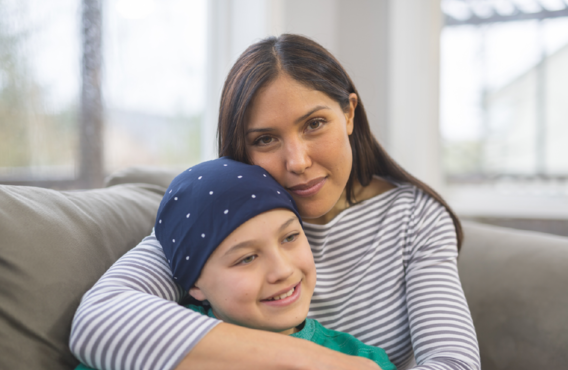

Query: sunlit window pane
[103,0,206,173]
[441,1,568,180]
[0,0,80,180]
[0,0,207,187]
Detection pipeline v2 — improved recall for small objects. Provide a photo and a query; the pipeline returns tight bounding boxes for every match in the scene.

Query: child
[75,158,396,370]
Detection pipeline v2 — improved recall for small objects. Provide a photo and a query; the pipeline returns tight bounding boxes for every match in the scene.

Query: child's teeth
[271,287,294,301]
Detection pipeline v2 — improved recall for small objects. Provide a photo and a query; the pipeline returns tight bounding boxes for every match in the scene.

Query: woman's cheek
[249,153,284,185]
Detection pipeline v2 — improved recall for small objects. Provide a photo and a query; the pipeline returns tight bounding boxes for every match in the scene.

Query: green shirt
[75,305,396,370]
[188,305,396,370]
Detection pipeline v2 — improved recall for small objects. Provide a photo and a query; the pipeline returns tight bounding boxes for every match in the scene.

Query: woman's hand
[175,323,383,370]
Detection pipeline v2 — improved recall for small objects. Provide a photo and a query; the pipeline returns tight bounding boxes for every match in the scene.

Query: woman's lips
[261,282,301,307]
[288,177,326,197]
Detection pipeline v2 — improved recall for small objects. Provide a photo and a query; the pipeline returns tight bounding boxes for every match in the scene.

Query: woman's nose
[284,138,312,175]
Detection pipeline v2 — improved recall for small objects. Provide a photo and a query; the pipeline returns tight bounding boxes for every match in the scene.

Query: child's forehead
[213,208,301,256]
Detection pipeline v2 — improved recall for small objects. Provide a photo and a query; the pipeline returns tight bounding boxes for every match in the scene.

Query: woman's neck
[307,177,396,225]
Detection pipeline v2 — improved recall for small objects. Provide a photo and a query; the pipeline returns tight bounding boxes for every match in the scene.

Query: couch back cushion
[104,165,179,189]
[0,183,164,370]
[459,222,568,370]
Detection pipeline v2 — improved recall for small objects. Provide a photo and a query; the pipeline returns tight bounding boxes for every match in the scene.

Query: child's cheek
[225,273,259,304]
[299,247,317,291]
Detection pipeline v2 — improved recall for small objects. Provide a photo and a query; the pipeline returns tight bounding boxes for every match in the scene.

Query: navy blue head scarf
[155,157,302,292]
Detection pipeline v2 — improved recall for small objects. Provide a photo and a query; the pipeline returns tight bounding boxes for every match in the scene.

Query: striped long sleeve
[403,190,480,369]
[70,184,480,370]
[304,184,480,370]
[69,233,219,370]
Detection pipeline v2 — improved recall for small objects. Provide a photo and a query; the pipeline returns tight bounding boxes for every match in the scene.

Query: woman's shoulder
[303,181,414,231]
[366,177,442,208]
[355,176,397,201]
[353,177,420,208]
[346,179,448,229]
[304,179,440,231]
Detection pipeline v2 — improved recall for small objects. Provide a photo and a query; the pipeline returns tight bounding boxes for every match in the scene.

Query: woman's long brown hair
[217,34,463,251]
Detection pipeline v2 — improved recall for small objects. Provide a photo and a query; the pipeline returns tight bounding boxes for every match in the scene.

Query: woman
[70,34,480,370]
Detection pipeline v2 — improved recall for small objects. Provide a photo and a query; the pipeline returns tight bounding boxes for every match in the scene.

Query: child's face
[189,208,316,335]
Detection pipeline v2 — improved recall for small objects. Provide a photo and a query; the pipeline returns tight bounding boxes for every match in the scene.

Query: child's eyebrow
[222,217,299,257]
[222,240,255,257]
[278,217,298,233]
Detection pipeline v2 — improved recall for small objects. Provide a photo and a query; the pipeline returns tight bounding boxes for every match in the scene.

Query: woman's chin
[293,183,349,224]
[298,208,331,223]
[296,198,344,224]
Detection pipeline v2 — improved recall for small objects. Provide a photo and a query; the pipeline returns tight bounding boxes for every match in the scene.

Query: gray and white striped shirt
[70,183,480,370]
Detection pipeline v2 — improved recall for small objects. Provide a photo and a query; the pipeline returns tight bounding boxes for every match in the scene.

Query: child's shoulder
[185,304,215,318]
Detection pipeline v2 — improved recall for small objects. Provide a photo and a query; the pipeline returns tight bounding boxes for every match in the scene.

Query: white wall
[386,0,443,192]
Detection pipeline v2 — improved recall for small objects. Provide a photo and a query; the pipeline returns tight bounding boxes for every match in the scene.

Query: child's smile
[261,281,301,305]
[189,209,317,335]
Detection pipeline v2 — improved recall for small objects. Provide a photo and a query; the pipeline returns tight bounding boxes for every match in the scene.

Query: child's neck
[279,326,299,335]
[210,306,303,335]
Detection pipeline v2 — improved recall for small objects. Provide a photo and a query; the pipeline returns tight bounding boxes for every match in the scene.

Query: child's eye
[283,233,298,243]
[239,255,256,265]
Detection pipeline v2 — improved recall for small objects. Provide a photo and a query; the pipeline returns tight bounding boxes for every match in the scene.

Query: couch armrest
[459,221,568,370]
[0,183,163,370]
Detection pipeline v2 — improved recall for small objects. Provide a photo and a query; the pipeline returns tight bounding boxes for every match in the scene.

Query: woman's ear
[189,285,207,301]
[345,93,358,136]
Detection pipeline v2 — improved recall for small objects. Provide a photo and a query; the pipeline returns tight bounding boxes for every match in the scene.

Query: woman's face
[245,74,357,222]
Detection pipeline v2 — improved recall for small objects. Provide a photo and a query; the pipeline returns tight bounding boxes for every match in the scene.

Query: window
[0,0,80,187]
[441,0,568,219]
[104,0,206,175]
[0,0,206,189]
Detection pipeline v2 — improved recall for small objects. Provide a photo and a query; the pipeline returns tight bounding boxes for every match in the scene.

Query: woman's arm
[70,233,384,370]
[177,323,386,370]
[70,232,219,370]
[404,190,480,370]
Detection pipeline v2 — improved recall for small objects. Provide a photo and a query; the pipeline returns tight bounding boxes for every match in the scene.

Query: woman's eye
[283,233,298,243]
[239,255,256,264]
[254,136,274,146]
[307,119,323,130]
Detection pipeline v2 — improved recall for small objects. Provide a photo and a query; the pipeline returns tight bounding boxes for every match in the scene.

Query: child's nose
[266,251,295,284]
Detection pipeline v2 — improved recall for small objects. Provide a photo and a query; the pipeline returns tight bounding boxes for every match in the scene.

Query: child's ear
[189,286,207,301]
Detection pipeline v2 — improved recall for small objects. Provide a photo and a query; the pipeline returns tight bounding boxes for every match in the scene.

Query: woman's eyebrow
[294,105,330,124]
[246,127,273,135]
[245,105,330,135]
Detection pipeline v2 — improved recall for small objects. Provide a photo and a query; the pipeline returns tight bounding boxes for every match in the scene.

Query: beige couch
[1,167,567,370]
